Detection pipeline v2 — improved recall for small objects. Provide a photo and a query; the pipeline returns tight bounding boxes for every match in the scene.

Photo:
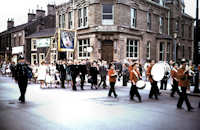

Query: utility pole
[193,0,200,93]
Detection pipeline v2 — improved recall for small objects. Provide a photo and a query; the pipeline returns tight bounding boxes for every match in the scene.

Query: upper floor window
[159,42,165,61]
[181,24,184,37]
[102,4,113,25]
[131,8,137,28]
[59,14,66,29]
[78,7,88,28]
[159,17,164,34]
[189,25,192,38]
[147,12,151,31]
[175,21,179,32]
[31,40,37,51]
[68,11,73,29]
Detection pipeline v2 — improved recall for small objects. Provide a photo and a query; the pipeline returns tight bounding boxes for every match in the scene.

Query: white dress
[37,65,47,81]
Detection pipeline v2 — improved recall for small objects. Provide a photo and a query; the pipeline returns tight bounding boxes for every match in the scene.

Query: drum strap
[132,70,139,80]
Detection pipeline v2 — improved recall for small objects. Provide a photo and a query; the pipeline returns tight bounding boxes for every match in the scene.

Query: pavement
[0,76,200,130]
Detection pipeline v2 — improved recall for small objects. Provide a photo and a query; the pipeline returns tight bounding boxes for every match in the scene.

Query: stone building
[55,0,194,63]
[0,4,56,64]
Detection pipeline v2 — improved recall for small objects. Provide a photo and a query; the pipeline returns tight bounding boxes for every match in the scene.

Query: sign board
[36,38,50,48]
[58,29,76,52]
[12,46,24,54]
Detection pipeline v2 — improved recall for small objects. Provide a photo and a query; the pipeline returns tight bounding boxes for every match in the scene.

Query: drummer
[146,60,159,100]
[129,62,142,102]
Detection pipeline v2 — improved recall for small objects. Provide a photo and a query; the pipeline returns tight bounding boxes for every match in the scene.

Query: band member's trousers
[177,87,192,109]
[80,74,85,89]
[108,82,117,97]
[171,80,180,97]
[61,79,65,88]
[160,79,167,90]
[18,79,28,102]
[130,84,141,102]
[149,81,159,99]
[72,75,77,90]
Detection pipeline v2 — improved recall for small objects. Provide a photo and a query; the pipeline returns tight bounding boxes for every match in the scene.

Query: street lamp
[173,32,177,62]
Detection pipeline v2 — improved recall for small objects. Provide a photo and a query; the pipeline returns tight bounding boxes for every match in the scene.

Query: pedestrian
[122,63,129,86]
[177,59,194,111]
[108,63,118,98]
[89,62,99,89]
[79,60,87,90]
[59,60,67,88]
[14,55,29,103]
[98,60,108,88]
[37,61,47,88]
[129,63,142,102]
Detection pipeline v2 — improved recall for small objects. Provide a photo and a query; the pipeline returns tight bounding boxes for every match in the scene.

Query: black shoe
[177,106,183,109]
[108,95,112,97]
[81,88,84,90]
[188,107,194,112]
[114,95,118,98]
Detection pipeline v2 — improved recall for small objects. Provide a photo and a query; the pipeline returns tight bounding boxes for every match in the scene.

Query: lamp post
[193,0,200,93]
[173,32,177,62]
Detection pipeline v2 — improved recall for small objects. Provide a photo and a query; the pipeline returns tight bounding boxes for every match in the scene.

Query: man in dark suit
[59,60,67,88]
[98,61,108,88]
[69,61,79,91]
[79,60,87,90]
[15,55,29,103]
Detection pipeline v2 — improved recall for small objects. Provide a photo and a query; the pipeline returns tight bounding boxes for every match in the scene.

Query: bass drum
[151,62,171,82]
[136,80,146,89]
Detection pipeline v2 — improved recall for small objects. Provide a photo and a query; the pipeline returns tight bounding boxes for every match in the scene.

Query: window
[182,45,185,58]
[102,4,113,25]
[146,41,150,59]
[67,51,73,59]
[51,39,57,50]
[126,39,139,59]
[147,12,151,31]
[189,25,192,38]
[159,42,165,61]
[31,40,37,51]
[188,47,192,59]
[159,17,164,34]
[181,24,184,37]
[131,8,136,28]
[175,21,179,32]
[59,14,65,28]
[68,11,73,29]
[78,7,88,28]
[78,39,90,58]
[166,42,170,61]
[31,53,37,65]
[39,53,45,64]
[159,0,165,6]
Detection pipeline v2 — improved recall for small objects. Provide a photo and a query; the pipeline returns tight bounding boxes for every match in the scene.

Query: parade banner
[58,29,76,52]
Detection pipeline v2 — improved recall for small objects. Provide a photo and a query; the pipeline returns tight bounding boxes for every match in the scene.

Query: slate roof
[26,28,56,38]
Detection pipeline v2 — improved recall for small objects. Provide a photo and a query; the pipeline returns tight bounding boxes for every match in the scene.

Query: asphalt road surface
[0,76,199,130]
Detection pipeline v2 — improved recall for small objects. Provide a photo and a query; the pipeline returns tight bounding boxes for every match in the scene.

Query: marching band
[4,57,197,111]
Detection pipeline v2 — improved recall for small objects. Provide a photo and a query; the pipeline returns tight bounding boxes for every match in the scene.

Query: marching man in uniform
[146,60,159,100]
[177,59,194,111]
[129,62,142,102]
[170,63,180,97]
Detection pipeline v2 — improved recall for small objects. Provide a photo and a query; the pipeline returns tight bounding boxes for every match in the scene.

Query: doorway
[101,40,113,63]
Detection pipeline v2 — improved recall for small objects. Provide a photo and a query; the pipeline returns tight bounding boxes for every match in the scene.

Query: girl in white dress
[37,61,47,88]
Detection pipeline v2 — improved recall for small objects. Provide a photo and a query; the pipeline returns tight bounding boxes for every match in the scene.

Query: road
[0,76,200,130]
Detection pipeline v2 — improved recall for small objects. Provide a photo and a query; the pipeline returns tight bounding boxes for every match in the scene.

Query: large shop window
[159,42,165,61]
[131,8,136,28]
[146,41,150,59]
[78,7,88,28]
[102,4,113,25]
[78,39,90,58]
[126,39,138,59]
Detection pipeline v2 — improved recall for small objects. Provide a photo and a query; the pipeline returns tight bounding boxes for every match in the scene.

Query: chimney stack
[36,6,46,18]
[28,10,36,22]
[47,4,56,16]
[7,18,14,30]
